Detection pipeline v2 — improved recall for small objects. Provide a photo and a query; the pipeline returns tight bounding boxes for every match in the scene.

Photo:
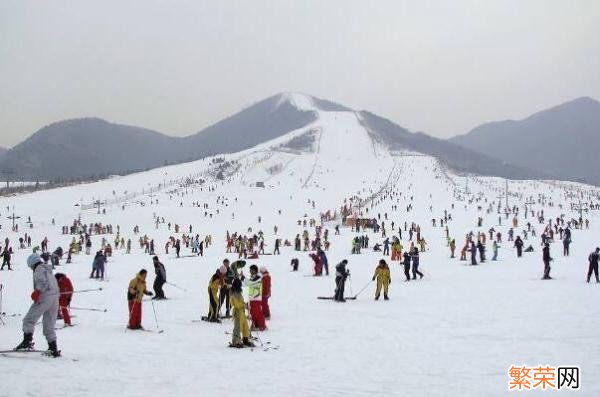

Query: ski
[0,349,46,354]
[55,324,78,330]
[0,312,21,317]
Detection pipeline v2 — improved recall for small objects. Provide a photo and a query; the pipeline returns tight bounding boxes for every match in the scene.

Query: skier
[587,247,600,283]
[542,242,552,280]
[55,273,73,327]
[260,267,271,320]
[334,260,350,302]
[477,240,485,263]
[1,244,12,270]
[246,265,267,331]
[563,234,571,256]
[127,269,153,330]
[152,256,167,300]
[15,253,60,357]
[411,247,424,279]
[402,251,411,281]
[372,259,391,300]
[206,267,225,323]
[318,249,329,275]
[514,236,524,257]
[51,247,63,269]
[470,241,478,265]
[90,250,106,279]
[219,259,234,318]
[492,240,499,261]
[229,278,253,348]
[309,252,323,276]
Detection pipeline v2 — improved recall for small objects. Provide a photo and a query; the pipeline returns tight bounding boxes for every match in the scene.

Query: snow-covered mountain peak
[275,92,317,112]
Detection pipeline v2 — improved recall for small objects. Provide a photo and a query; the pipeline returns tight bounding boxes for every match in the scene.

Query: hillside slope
[450,97,600,184]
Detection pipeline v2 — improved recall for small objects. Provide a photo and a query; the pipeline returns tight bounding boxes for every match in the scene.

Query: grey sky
[1,0,599,147]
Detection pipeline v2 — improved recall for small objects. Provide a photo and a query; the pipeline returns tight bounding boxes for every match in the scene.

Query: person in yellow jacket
[418,238,427,252]
[229,278,254,348]
[127,269,153,329]
[204,266,225,323]
[372,259,391,300]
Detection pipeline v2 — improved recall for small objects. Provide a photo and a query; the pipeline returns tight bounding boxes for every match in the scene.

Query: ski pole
[69,287,103,294]
[166,282,187,292]
[347,274,354,297]
[353,279,373,299]
[150,299,164,333]
[70,306,107,312]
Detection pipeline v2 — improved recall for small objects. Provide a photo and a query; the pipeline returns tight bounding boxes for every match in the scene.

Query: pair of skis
[0,349,74,360]
[224,332,279,351]
[317,296,357,300]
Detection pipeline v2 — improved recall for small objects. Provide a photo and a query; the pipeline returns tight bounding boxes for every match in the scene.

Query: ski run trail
[0,93,599,396]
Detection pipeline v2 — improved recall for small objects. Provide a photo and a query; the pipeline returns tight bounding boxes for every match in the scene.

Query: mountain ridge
[449,96,600,184]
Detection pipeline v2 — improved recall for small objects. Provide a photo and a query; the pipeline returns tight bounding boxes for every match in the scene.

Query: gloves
[31,290,41,303]
[372,277,376,281]
[145,291,154,296]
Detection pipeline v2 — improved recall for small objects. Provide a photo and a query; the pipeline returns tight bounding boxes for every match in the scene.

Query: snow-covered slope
[1,94,599,396]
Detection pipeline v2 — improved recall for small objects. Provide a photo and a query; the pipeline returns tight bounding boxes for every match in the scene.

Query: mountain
[0,94,316,181]
[0,92,554,182]
[0,146,6,159]
[358,111,543,180]
[450,97,600,184]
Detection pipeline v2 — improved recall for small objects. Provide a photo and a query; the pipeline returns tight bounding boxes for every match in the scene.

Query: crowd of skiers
[4,180,600,361]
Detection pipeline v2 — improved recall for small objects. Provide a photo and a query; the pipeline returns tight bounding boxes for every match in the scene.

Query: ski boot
[375,295,380,301]
[47,341,61,358]
[242,337,255,348]
[15,333,34,350]
[384,294,389,301]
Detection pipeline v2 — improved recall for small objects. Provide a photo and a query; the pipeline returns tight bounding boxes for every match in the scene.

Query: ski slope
[0,94,599,396]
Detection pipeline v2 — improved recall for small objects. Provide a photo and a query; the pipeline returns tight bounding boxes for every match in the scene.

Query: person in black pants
[411,248,424,279]
[402,252,411,281]
[587,248,600,283]
[334,260,349,302]
[152,256,167,299]
[542,243,552,280]
[1,247,12,270]
[514,236,524,257]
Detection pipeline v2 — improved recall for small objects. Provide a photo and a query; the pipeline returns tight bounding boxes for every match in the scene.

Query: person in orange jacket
[55,273,74,327]
[260,267,271,320]
[127,269,153,330]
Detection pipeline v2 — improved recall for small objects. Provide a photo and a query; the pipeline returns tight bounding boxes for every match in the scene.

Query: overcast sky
[1,0,599,147]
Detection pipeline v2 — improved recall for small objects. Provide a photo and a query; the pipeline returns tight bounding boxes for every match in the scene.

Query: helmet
[259,266,267,273]
[27,253,43,269]
[219,265,227,274]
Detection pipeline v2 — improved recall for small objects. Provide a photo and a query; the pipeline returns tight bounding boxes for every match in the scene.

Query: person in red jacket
[309,253,322,276]
[55,273,74,326]
[260,267,271,320]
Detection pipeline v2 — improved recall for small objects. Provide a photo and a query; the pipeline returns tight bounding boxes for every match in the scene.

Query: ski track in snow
[1,97,599,396]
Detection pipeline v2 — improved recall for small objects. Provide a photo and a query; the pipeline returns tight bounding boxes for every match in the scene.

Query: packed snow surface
[0,96,599,396]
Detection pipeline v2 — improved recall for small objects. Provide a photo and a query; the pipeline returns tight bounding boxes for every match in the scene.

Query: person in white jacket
[15,253,60,357]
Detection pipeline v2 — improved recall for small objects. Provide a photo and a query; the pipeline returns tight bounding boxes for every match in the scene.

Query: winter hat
[259,266,267,274]
[27,253,43,269]
[219,265,227,274]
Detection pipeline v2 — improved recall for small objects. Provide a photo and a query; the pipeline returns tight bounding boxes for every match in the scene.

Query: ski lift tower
[93,200,103,215]
[6,212,20,231]
[572,200,588,220]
